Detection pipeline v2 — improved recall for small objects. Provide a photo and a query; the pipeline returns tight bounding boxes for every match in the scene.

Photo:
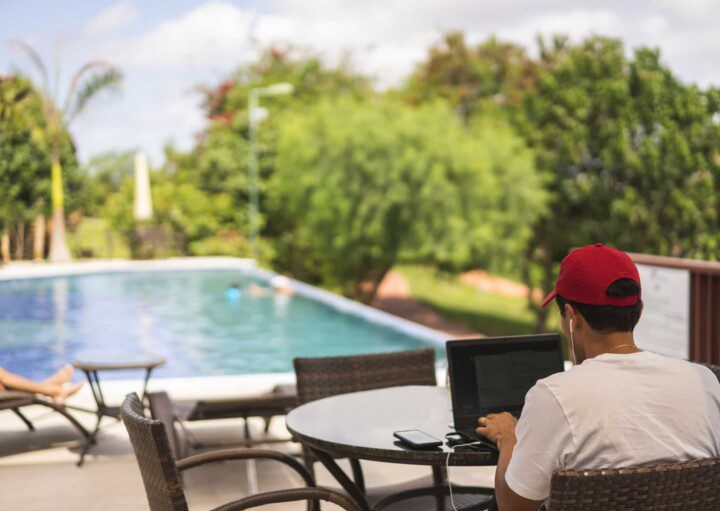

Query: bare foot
[53,382,83,405]
[45,364,73,385]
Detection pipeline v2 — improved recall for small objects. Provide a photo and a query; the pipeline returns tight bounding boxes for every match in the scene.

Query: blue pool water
[0,270,442,380]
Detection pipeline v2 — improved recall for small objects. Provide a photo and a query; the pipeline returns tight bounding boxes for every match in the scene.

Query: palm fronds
[9,40,49,92]
[62,61,118,115]
[66,66,123,123]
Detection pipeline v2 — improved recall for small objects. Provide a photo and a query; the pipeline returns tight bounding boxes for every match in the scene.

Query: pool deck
[0,258,490,508]
[0,374,495,510]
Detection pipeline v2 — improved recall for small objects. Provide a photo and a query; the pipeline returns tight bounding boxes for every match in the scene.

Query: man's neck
[583,331,639,359]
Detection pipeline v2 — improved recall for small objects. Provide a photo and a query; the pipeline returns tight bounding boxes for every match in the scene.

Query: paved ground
[0,377,495,510]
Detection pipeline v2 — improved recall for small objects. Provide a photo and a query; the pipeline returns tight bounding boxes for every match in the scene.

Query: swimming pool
[0,262,445,380]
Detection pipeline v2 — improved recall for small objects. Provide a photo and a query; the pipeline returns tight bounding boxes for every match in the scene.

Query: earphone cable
[446,441,483,511]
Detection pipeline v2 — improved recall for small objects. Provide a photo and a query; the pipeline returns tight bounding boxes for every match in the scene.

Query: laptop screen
[447,334,563,431]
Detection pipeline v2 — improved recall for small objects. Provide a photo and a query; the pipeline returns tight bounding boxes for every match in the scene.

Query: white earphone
[569,317,576,365]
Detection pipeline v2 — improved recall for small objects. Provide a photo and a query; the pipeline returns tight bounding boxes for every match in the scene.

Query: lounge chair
[121,392,359,511]
[0,390,92,458]
[146,384,296,458]
[547,457,720,510]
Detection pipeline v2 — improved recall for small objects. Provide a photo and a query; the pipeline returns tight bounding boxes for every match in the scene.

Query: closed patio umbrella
[134,152,153,221]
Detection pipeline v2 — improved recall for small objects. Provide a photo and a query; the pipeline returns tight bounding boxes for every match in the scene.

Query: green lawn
[397,264,561,338]
[69,217,130,259]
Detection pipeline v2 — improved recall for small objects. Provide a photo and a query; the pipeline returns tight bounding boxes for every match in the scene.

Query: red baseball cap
[540,244,641,307]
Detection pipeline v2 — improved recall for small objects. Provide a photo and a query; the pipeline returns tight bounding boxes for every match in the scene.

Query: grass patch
[397,264,561,338]
[69,217,130,259]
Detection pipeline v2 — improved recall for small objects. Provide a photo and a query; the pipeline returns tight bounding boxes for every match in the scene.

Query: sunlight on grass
[397,264,562,338]
[69,217,130,259]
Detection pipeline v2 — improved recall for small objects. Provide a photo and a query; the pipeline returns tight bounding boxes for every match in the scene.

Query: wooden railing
[629,253,720,365]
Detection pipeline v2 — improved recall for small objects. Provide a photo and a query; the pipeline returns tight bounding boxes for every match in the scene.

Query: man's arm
[477,413,544,511]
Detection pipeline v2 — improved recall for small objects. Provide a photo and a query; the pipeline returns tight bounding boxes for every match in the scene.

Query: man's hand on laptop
[477,412,517,448]
[478,413,542,511]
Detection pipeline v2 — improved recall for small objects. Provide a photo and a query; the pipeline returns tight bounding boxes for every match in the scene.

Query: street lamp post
[247,82,294,262]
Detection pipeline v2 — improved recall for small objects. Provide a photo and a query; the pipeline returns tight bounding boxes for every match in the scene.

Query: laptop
[446,334,564,443]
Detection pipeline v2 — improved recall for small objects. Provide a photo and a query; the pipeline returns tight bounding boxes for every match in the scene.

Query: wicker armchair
[547,457,720,510]
[294,348,437,405]
[293,349,437,493]
[121,393,359,511]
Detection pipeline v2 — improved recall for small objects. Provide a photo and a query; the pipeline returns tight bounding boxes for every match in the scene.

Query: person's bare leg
[54,382,83,404]
[0,367,65,398]
[44,364,73,385]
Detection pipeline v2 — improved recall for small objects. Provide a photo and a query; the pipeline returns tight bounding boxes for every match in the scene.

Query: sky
[1,0,719,165]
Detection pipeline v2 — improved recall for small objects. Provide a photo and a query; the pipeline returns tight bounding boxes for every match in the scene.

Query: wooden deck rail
[629,253,720,365]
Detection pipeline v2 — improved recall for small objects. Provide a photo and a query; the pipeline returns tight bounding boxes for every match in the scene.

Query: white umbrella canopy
[134,152,153,221]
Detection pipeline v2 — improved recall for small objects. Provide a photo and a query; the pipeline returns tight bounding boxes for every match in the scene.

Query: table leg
[433,464,447,511]
[306,446,372,511]
[240,414,252,441]
[140,367,155,403]
[76,370,106,467]
[350,458,366,494]
[77,414,102,467]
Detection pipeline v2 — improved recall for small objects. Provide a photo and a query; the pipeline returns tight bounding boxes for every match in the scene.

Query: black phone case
[393,431,442,449]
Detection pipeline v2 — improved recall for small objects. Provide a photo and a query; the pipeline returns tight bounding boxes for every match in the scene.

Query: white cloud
[85,1,140,37]
[106,1,256,70]
[61,0,720,162]
[499,9,622,45]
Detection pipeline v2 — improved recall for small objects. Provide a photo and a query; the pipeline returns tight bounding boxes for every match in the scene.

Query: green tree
[404,32,535,119]
[11,41,122,262]
[81,150,135,215]
[269,97,546,302]
[0,75,48,259]
[0,75,81,260]
[105,169,244,259]
[193,47,372,198]
[516,36,720,329]
[165,47,372,258]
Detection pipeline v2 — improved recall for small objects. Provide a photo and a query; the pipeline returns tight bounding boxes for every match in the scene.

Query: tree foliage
[0,75,81,228]
[269,97,545,301]
[515,36,720,327]
[404,32,535,118]
[406,33,720,330]
[105,168,244,259]
[81,150,135,215]
[10,41,122,261]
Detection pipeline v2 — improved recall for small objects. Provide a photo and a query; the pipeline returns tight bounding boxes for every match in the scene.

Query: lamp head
[260,83,294,96]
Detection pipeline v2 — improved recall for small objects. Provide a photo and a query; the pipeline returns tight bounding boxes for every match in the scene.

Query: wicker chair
[547,457,720,510]
[121,393,359,511]
[293,349,437,493]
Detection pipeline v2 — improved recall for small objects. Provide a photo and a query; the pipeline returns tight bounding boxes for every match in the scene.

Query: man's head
[541,244,643,363]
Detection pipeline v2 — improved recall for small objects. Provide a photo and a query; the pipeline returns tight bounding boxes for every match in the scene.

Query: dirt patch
[371,270,480,338]
[460,269,542,302]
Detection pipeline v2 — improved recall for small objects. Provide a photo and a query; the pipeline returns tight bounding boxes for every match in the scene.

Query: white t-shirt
[505,351,720,504]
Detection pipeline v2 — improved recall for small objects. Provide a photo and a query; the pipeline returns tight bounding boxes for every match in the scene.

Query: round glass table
[286,385,497,511]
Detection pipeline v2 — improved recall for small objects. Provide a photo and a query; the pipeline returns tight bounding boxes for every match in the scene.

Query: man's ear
[564,303,578,328]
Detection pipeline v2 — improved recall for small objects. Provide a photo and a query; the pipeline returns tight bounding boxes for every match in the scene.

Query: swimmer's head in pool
[226,282,244,302]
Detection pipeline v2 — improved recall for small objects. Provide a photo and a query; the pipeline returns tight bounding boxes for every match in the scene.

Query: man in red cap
[477,244,720,511]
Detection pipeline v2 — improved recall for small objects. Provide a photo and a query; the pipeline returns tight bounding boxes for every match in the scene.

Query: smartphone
[393,430,443,449]
[445,432,498,453]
